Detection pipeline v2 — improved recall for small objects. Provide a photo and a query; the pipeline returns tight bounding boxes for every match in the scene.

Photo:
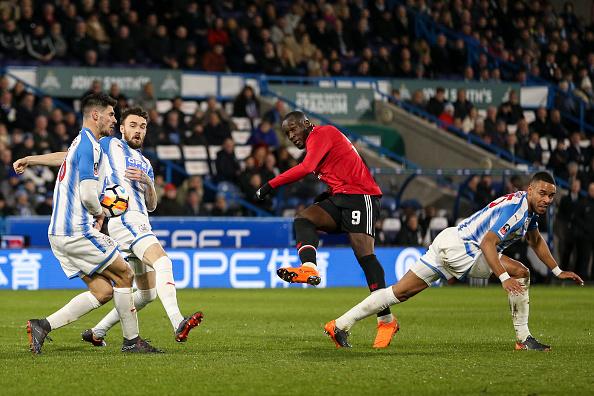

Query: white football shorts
[409,227,500,285]
[49,229,120,279]
[108,210,159,262]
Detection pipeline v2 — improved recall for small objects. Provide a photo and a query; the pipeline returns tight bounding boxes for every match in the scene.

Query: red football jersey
[268,125,382,196]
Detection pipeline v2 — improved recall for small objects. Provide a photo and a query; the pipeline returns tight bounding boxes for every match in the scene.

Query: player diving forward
[23,93,160,353]
[14,106,203,346]
[255,111,397,348]
[324,172,584,350]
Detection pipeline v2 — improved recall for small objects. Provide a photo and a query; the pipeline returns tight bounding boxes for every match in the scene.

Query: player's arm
[479,231,524,295]
[125,167,157,212]
[256,132,331,199]
[77,140,103,217]
[525,229,584,285]
[13,152,67,174]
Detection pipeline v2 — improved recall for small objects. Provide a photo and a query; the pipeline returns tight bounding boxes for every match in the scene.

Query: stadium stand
[0,0,592,279]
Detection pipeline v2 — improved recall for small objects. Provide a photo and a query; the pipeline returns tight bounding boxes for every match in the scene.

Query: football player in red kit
[256,111,397,348]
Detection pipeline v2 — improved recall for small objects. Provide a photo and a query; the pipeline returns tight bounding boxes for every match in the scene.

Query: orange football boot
[277,265,321,286]
[324,320,352,348]
[373,319,399,349]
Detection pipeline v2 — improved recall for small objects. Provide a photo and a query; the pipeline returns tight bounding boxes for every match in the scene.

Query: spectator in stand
[454,89,473,121]
[491,120,509,149]
[504,132,521,159]
[247,120,279,148]
[211,194,232,216]
[462,107,481,134]
[135,82,156,111]
[549,140,569,180]
[498,90,524,125]
[567,131,587,168]
[259,153,279,184]
[524,131,544,166]
[35,191,53,215]
[557,178,582,272]
[25,24,55,63]
[233,86,260,121]
[431,34,451,77]
[530,107,549,136]
[426,87,446,118]
[203,112,231,146]
[438,103,455,129]
[154,183,184,216]
[184,188,207,216]
[165,97,187,131]
[0,20,25,60]
[475,176,497,209]
[548,109,569,140]
[202,44,227,72]
[184,124,207,146]
[407,89,426,109]
[15,93,36,132]
[215,138,241,183]
[573,182,594,280]
[395,214,423,247]
[162,111,183,145]
[14,190,34,216]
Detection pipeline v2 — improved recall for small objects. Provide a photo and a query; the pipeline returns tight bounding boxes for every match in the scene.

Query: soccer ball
[100,184,129,217]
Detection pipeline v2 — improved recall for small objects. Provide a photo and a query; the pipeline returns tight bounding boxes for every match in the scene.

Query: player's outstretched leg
[350,233,398,348]
[84,261,157,346]
[142,243,204,342]
[28,284,108,354]
[325,270,428,348]
[503,257,551,351]
[84,288,156,346]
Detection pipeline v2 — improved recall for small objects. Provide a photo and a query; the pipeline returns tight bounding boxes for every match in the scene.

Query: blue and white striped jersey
[457,191,539,256]
[49,128,105,236]
[100,136,154,216]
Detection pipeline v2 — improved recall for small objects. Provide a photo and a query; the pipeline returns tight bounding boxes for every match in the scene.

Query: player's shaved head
[529,171,555,186]
[282,111,308,124]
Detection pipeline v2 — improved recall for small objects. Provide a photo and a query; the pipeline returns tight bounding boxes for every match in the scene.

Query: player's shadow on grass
[297,349,440,360]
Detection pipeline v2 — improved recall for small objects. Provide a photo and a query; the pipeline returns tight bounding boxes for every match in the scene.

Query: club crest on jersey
[499,224,510,236]
[93,162,99,176]
[126,156,148,172]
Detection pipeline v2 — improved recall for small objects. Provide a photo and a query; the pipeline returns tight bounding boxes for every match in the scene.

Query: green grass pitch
[0,286,593,395]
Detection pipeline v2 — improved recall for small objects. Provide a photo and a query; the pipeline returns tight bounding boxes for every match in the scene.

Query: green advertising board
[391,79,521,109]
[268,84,374,120]
[37,67,182,99]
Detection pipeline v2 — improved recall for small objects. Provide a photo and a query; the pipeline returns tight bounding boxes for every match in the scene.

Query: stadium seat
[428,217,449,240]
[156,100,171,114]
[184,161,210,176]
[382,218,401,245]
[156,145,182,160]
[182,145,208,160]
[232,131,251,144]
[232,117,252,131]
[208,145,222,159]
[549,138,557,151]
[542,151,551,165]
[234,145,252,160]
[523,110,535,124]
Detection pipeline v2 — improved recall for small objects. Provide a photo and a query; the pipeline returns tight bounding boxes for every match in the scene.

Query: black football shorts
[316,194,381,237]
